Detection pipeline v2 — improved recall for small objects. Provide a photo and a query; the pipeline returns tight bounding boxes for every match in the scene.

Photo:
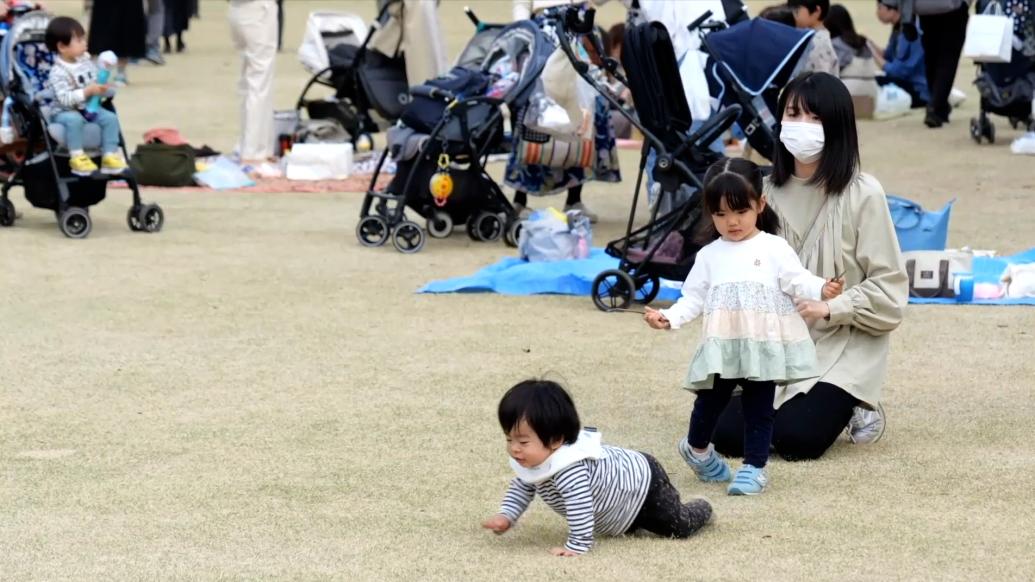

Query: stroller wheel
[503,219,522,248]
[391,221,426,254]
[427,212,453,239]
[969,118,982,144]
[58,207,91,239]
[634,273,662,305]
[127,205,142,231]
[0,198,15,227]
[983,119,995,144]
[356,215,390,247]
[137,204,164,233]
[592,269,635,312]
[469,212,503,242]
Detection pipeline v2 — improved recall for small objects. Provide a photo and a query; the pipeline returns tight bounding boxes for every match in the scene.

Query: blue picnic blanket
[419,247,1035,306]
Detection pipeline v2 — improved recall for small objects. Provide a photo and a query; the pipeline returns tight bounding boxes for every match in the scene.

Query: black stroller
[355,20,552,254]
[699,16,815,161]
[0,10,163,238]
[294,0,410,148]
[969,0,1035,144]
[550,8,741,311]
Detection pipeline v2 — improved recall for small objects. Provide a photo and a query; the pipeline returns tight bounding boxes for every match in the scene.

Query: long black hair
[825,4,868,50]
[696,158,781,244]
[770,72,860,196]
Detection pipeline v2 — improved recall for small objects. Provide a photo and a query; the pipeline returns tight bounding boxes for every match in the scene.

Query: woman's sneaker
[101,153,128,175]
[727,464,768,496]
[846,402,886,444]
[69,153,98,176]
[677,439,731,482]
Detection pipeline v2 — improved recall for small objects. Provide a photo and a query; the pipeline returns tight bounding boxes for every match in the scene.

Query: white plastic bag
[963,3,1014,63]
[874,83,912,120]
[297,12,367,74]
[285,143,353,181]
[518,208,592,262]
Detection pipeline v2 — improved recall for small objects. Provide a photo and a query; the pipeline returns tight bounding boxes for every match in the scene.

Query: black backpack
[400,66,493,134]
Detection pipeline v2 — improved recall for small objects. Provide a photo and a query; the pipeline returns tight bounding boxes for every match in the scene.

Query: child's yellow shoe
[101,153,128,175]
[69,153,98,176]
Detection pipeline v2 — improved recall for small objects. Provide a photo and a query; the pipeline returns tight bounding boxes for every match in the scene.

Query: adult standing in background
[228,0,278,173]
[164,0,198,54]
[88,0,147,86]
[898,0,971,128]
[144,0,166,65]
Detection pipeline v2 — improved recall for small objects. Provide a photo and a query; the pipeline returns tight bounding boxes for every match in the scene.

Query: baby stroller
[970,0,1035,144]
[355,20,552,254]
[550,7,741,310]
[698,16,814,161]
[0,10,162,238]
[294,0,409,148]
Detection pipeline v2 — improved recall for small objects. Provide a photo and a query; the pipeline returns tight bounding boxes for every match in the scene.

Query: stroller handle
[686,11,714,33]
[411,85,455,102]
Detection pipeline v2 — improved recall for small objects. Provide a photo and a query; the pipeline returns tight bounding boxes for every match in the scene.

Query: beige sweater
[764,173,908,409]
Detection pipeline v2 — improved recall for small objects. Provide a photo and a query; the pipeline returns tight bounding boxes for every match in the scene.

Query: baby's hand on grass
[482,514,511,534]
[643,307,671,330]
[822,277,844,300]
[549,547,579,557]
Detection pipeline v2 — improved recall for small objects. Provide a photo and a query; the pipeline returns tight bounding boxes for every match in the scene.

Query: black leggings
[688,377,776,468]
[626,453,711,538]
[711,382,859,462]
[919,4,969,121]
[513,185,582,207]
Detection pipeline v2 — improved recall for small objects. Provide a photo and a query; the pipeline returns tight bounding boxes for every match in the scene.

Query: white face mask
[779,121,825,164]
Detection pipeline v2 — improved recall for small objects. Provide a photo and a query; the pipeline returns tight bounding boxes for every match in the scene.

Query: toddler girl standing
[644,158,842,495]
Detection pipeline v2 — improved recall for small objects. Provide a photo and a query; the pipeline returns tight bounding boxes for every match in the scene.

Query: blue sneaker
[727,464,768,496]
[678,439,731,482]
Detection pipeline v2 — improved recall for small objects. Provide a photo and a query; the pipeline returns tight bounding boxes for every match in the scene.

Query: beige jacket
[765,173,908,409]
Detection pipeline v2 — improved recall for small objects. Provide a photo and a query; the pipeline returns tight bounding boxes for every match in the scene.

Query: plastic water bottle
[85,51,118,119]
[0,97,13,145]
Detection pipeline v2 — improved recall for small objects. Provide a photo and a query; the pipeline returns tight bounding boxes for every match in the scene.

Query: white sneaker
[847,402,886,444]
[564,201,599,224]
[1011,132,1035,155]
[948,88,967,109]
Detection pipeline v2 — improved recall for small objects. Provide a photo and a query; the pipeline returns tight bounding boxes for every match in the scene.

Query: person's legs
[711,393,745,458]
[564,184,582,206]
[919,6,968,125]
[771,382,859,461]
[687,377,737,450]
[145,0,166,64]
[92,109,121,154]
[739,380,776,469]
[53,111,86,153]
[230,0,277,162]
[918,13,944,126]
[626,453,711,538]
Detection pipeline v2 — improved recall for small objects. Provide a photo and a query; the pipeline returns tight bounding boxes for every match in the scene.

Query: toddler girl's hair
[498,380,581,446]
[825,4,869,51]
[696,158,781,244]
[45,17,86,53]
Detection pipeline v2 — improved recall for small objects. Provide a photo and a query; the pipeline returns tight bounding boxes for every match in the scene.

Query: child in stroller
[0,9,162,238]
[44,16,127,176]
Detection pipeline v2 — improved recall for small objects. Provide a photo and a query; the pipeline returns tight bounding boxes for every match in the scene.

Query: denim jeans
[52,109,120,154]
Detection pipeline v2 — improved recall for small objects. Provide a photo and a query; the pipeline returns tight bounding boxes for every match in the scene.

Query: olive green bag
[130,143,197,187]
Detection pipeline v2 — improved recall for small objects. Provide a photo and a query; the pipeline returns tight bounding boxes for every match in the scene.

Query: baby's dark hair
[696,158,781,243]
[787,0,831,21]
[45,16,86,53]
[498,379,580,446]
[759,4,797,27]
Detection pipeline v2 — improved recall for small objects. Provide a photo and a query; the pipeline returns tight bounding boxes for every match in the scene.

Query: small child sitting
[787,0,840,77]
[483,379,712,556]
[44,16,127,176]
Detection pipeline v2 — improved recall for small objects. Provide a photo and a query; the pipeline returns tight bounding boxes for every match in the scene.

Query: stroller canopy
[706,19,813,97]
[478,20,552,107]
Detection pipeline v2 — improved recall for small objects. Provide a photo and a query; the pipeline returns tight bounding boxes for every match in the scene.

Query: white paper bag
[285,143,353,181]
[963,13,1014,63]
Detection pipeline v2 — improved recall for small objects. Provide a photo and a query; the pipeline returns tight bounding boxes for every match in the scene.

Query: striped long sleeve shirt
[498,446,651,554]
[47,54,99,111]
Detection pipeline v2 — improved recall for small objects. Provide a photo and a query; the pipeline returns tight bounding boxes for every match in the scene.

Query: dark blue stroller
[697,16,814,161]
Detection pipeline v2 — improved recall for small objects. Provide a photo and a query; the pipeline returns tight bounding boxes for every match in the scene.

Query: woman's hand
[795,299,831,325]
[481,514,511,535]
[549,547,578,557]
[822,277,845,300]
[643,307,671,330]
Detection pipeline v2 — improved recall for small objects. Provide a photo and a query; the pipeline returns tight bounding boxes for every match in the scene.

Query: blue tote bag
[887,194,954,252]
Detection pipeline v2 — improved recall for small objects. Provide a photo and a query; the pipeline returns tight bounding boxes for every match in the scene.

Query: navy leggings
[687,377,775,468]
